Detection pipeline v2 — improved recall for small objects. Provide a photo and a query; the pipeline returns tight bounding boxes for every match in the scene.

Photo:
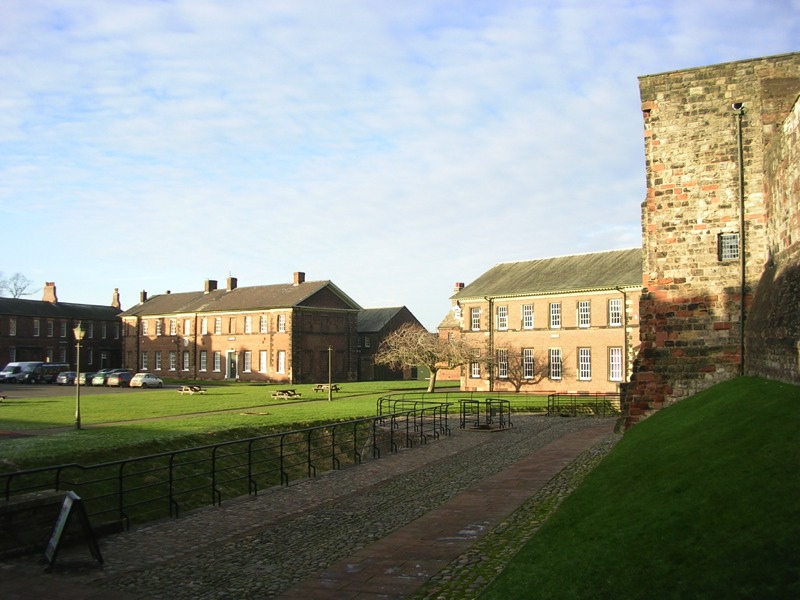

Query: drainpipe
[733,102,746,376]
[484,296,494,392]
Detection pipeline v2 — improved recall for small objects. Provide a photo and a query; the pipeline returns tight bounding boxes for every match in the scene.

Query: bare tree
[488,342,571,392]
[373,323,478,392]
[0,272,37,298]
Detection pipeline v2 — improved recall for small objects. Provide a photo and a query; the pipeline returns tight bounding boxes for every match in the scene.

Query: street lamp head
[73,322,86,341]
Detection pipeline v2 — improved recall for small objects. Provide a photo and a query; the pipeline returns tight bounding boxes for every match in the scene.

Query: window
[47,321,54,337]
[141,352,148,370]
[549,303,561,329]
[260,315,268,333]
[214,317,222,335]
[608,298,622,327]
[578,347,592,380]
[142,320,149,335]
[101,322,107,339]
[471,308,481,331]
[87,349,94,365]
[609,347,623,381]
[549,348,562,380]
[154,351,162,370]
[182,351,190,371]
[114,323,120,339]
[523,348,535,379]
[243,351,252,372]
[578,301,591,328]
[46,348,54,362]
[87,322,94,338]
[497,306,508,331]
[718,232,740,261]
[169,351,177,371]
[277,350,286,373]
[59,348,67,363]
[364,336,371,348]
[213,351,222,372]
[156,320,163,336]
[8,348,16,362]
[169,319,177,336]
[522,304,534,329]
[470,361,481,378]
[497,349,508,378]
[201,318,208,335]
[60,321,67,338]
[244,316,252,334]
[277,314,286,332]
[33,319,40,337]
[199,351,207,372]
[9,318,16,336]
[259,350,268,373]
[184,319,191,336]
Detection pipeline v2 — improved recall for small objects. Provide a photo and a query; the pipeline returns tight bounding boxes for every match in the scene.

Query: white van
[0,361,44,383]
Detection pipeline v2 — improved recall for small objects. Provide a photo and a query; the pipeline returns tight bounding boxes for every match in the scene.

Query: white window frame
[496,306,508,331]
[497,348,508,379]
[169,351,177,371]
[33,319,40,337]
[277,350,286,373]
[608,298,622,327]
[578,347,592,381]
[154,351,162,370]
[522,304,534,330]
[243,351,252,372]
[549,348,562,380]
[183,319,191,336]
[60,321,67,338]
[214,317,222,335]
[522,348,534,379]
[278,314,286,333]
[578,300,591,328]
[244,316,252,334]
[213,351,222,372]
[47,320,54,337]
[142,320,149,335]
[260,315,268,333]
[470,361,481,379]
[609,347,623,382]
[101,322,107,339]
[156,320,163,336]
[141,351,149,371]
[471,308,481,331]
[9,318,16,336]
[169,319,177,336]
[182,350,190,371]
[259,350,268,373]
[719,232,740,261]
[549,303,561,329]
[199,351,207,372]
[201,318,208,335]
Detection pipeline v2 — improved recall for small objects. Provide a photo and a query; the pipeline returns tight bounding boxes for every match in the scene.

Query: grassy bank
[480,377,800,599]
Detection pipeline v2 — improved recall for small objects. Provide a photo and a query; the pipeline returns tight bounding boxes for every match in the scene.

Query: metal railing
[1,408,447,532]
[547,392,621,417]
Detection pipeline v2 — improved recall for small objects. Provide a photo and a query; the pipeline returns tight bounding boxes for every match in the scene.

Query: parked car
[90,368,117,386]
[77,371,96,385]
[107,371,135,387]
[56,371,77,385]
[130,373,164,388]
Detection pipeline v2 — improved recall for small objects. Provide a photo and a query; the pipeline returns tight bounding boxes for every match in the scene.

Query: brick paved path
[1,416,615,600]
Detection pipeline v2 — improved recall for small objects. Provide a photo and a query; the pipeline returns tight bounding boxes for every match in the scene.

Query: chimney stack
[140,290,148,304]
[454,282,465,293]
[205,279,218,293]
[227,276,238,291]
[293,272,305,285]
[111,288,121,310]
[42,282,58,304]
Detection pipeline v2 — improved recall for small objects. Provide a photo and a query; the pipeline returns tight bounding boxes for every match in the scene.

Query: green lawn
[480,377,800,599]
[0,380,463,470]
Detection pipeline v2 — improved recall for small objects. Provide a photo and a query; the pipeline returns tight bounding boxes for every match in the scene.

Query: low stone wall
[0,490,64,559]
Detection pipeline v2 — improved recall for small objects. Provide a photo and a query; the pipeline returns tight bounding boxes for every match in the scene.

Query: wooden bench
[271,389,301,399]
[313,384,340,393]
[179,385,207,395]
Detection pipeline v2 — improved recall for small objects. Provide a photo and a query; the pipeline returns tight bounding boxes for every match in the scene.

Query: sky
[1,1,798,330]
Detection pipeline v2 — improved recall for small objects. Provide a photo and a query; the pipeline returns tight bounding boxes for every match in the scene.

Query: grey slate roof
[453,248,643,300]
[0,297,121,320]
[121,280,362,317]
[357,307,405,333]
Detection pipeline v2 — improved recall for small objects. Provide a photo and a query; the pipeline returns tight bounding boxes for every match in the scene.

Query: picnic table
[271,389,301,399]
[313,384,341,393]
[179,385,207,395]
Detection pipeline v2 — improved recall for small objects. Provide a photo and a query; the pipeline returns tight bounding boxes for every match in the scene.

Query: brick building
[0,282,123,371]
[624,52,800,426]
[441,248,642,393]
[357,306,427,380]
[120,273,362,384]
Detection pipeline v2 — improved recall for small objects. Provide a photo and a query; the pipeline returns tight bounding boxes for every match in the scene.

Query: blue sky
[1,1,798,329]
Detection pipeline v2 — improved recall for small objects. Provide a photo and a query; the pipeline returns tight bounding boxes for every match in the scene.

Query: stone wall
[623,53,800,426]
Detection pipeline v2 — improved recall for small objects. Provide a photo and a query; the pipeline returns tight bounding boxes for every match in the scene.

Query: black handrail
[1,408,448,531]
[547,392,621,417]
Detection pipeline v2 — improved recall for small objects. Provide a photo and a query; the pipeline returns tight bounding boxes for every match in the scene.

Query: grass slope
[481,377,800,600]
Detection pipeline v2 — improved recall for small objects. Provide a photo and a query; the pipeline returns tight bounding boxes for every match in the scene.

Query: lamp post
[327,346,333,402]
[73,322,86,430]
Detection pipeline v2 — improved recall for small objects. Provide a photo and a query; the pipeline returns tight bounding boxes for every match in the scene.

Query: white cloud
[1,0,798,328]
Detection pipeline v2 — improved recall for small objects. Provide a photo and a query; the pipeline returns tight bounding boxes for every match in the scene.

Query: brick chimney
[111,288,121,310]
[42,282,58,304]
[205,279,218,293]
[140,290,148,304]
[226,276,238,291]
[293,272,305,285]
[454,282,465,293]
